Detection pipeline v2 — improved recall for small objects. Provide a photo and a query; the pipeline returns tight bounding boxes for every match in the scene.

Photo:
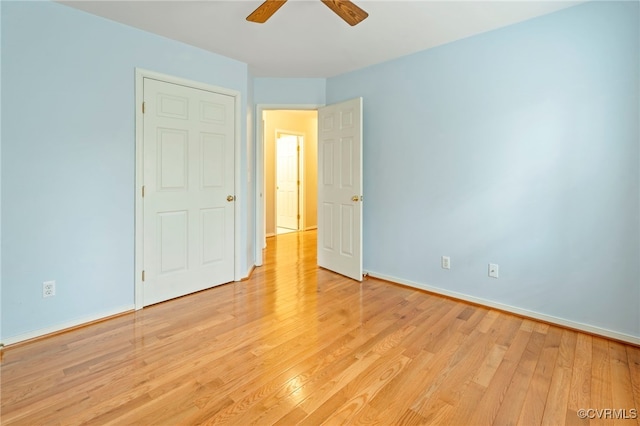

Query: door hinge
[297,145,300,152]
[142,102,146,114]
[297,180,300,185]
[142,185,145,197]
[142,270,145,282]
[297,214,300,219]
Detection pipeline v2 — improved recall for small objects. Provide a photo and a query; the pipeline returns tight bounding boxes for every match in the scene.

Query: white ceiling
[59,0,584,78]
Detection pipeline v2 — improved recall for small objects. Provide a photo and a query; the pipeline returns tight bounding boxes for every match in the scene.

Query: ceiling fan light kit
[247,0,369,26]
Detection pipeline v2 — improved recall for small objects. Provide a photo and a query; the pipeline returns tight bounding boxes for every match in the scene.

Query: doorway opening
[255,99,363,279]
[262,109,319,239]
[276,133,303,234]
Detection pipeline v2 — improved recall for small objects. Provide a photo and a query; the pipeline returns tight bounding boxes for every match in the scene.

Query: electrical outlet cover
[488,264,499,278]
[43,280,56,298]
[441,256,451,270]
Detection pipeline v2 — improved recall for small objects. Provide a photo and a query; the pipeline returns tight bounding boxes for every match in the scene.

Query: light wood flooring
[1,230,639,425]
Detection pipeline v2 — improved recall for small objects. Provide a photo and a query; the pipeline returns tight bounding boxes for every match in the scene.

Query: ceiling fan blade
[247,0,288,24]
[321,0,368,26]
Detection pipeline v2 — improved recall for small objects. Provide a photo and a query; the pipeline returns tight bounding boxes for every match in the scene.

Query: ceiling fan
[247,0,369,27]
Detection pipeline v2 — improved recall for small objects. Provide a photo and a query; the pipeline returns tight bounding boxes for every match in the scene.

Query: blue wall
[1,1,249,340]
[254,78,326,105]
[327,1,639,338]
[2,0,638,343]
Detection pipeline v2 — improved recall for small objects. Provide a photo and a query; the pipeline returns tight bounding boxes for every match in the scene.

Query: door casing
[135,68,242,310]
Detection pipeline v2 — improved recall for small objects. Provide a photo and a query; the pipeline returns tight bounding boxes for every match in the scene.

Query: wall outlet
[441,256,451,270]
[488,264,499,278]
[43,281,56,298]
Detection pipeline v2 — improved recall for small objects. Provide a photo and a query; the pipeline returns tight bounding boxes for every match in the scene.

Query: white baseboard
[365,270,640,346]
[266,233,276,238]
[305,226,318,231]
[243,264,257,281]
[1,304,135,347]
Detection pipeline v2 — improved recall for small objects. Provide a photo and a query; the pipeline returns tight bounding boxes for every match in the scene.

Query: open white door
[276,135,299,231]
[317,97,363,281]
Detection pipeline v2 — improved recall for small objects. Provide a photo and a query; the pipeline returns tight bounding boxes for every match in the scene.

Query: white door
[142,78,235,306]
[317,98,363,281]
[276,135,299,230]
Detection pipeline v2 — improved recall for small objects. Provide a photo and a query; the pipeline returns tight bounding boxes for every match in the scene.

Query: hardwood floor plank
[457,305,491,335]
[540,329,577,426]
[273,406,309,426]
[447,381,488,425]
[472,343,509,388]
[569,333,593,411]
[516,326,563,426]
[626,346,640,426]
[467,323,533,425]
[412,316,511,416]
[1,230,638,425]
[608,341,638,426]
[413,331,503,423]
[493,330,546,426]
[318,351,411,424]
[363,349,435,423]
[591,337,615,426]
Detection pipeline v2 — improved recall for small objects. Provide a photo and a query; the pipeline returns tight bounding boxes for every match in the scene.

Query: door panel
[201,134,225,188]
[340,205,354,255]
[158,211,188,273]
[201,208,225,264]
[143,78,235,306]
[317,98,363,281]
[158,129,188,190]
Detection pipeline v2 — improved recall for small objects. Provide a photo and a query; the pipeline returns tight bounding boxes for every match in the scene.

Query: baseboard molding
[1,304,136,347]
[365,270,640,346]
[242,265,257,281]
[266,233,276,238]
[304,226,318,231]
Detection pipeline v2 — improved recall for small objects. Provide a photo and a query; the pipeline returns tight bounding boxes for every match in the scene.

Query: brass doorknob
[227,195,235,202]
[352,195,360,202]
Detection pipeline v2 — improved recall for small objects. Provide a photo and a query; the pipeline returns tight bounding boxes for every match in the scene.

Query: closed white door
[317,98,363,281]
[142,78,235,306]
[276,135,299,230]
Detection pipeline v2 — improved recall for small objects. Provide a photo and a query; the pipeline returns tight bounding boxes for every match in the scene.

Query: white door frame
[135,68,242,310]
[254,104,321,267]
